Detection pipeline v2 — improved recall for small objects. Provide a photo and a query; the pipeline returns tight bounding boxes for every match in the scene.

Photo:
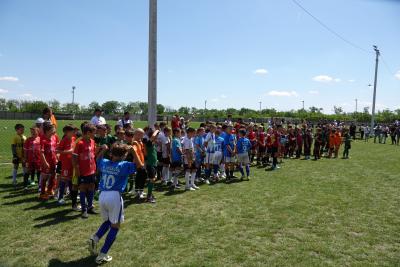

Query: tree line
[0,98,399,123]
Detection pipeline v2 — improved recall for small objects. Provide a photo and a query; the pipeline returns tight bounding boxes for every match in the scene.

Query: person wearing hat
[91,108,106,126]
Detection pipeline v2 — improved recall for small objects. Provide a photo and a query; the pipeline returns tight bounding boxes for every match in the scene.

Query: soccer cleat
[81,210,88,219]
[58,199,66,205]
[139,192,147,199]
[186,187,196,191]
[247,176,251,181]
[240,175,245,180]
[192,185,200,190]
[72,205,81,212]
[39,193,49,200]
[30,181,36,186]
[88,236,98,255]
[95,253,112,264]
[146,196,156,204]
[205,179,210,185]
[87,207,98,214]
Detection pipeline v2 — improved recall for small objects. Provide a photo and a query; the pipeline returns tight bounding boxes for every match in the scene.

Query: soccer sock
[173,171,178,186]
[239,165,244,176]
[100,227,119,254]
[58,180,66,200]
[196,167,201,178]
[95,220,111,241]
[245,165,250,177]
[71,190,78,207]
[23,173,29,187]
[40,174,47,194]
[12,168,17,184]
[37,171,41,183]
[205,169,211,179]
[87,190,94,209]
[147,182,154,197]
[230,170,234,177]
[22,167,27,176]
[80,191,87,211]
[191,172,197,185]
[213,165,219,176]
[185,171,190,188]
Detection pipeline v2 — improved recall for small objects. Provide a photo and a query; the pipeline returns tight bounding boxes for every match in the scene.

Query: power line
[380,55,396,76]
[291,0,371,54]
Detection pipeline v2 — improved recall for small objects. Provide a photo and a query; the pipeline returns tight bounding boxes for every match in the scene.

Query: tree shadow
[33,208,81,228]
[48,255,97,267]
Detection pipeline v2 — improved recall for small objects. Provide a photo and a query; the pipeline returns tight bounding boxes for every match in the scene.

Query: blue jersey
[214,136,224,153]
[97,159,136,193]
[224,134,236,157]
[237,137,251,154]
[194,135,204,158]
[171,137,182,162]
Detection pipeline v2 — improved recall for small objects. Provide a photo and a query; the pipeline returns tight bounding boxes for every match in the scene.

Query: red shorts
[41,163,56,175]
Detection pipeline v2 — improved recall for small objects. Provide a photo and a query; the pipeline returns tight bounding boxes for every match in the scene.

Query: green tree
[88,101,101,112]
[157,104,165,114]
[102,101,121,114]
[0,98,7,111]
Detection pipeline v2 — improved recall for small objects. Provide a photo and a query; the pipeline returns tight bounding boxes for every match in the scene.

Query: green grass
[0,140,399,266]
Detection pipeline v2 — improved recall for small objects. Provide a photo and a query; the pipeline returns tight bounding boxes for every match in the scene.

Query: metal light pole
[204,100,207,111]
[370,45,380,134]
[72,86,76,104]
[301,100,304,110]
[355,98,358,113]
[259,101,262,113]
[148,0,157,128]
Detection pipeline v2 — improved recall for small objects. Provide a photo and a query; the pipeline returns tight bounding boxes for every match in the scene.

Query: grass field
[0,136,399,266]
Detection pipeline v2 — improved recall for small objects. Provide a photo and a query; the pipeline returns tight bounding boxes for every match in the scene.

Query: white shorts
[204,152,214,164]
[225,155,236,163]
[237,153,250,165]
[212,151,223,165]
[99,191,124,224]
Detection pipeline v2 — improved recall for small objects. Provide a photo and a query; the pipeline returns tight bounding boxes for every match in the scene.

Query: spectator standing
[91,108,106,126]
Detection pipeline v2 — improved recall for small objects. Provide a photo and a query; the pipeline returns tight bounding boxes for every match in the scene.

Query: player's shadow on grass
[33,208,81,228]
[24,200,63,211]
[3,188,37,199]
[48,255,97,267]
[3,195,39,205]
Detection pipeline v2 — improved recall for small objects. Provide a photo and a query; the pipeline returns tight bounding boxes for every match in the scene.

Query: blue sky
[0,0,399,113]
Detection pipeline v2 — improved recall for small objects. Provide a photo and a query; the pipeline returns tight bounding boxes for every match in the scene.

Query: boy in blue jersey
[203,124,216,184]
[194,127,205,183]
[212,130,225,182]
[170,128,183,189]
[224,125,237,181]
[237,129,251,180]
[88,143,136,264]
[219,124,228,179]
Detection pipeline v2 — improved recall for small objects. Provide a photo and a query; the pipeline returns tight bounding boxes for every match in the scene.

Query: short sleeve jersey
[204,132,216,153]
[58,136,76,170]
[214,136,224,153]
[24,136,41,164]
[12,134,26,159]
[98,159,136,192]
[73,138,96,176]
[237,137,251,154]
[171,137,182,162]
[182,136,194,163]
[40,135,58,165]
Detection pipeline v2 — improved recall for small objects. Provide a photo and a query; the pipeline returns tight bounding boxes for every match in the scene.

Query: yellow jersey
[12,134,26,159]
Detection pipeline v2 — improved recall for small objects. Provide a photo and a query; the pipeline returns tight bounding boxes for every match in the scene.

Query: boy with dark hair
[39,123,58,199]
[313,128,322,160]
[170,128,183,189]
[56,124,76,204]
[88,143,136,264]
[131,128,147,199]
[303,128,313,160]
[203,124,216,184]
[144,128,158,203]
[24,126,40,189]
[11,123,26,187]
[224,125,237,180]
[73,123,97,218]
[237,129,251,180]
[183,127,198,190]
[342,129,352,159]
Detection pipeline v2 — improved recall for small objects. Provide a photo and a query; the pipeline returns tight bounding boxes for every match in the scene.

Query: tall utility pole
[259,101,262,113]
[355,98,358,113]
[72,86,76,104]
[371,45,380,134]
[204,100,207,111]
[148,0,157,128]
[301,100,304,110]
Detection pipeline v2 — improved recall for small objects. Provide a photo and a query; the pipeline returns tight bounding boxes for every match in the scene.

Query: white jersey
[117,118,133,127]
[204,132,215,153]
[182,136,194,164]
[162,136,171,159]
[156,131,165,153]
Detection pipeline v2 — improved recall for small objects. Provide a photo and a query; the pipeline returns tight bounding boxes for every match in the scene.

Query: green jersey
[144,139,157,167]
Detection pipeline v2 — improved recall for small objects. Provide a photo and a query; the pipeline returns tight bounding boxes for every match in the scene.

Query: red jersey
[257,132,265,146]
[40,135,58,165]
[57,136,76,171]
[271,132,281,148]
[248,131,256,141]
[73,138,96,176]
[24,136,41,164]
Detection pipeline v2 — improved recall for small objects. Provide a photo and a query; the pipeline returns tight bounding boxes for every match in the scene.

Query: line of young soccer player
[10,117,352,264]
